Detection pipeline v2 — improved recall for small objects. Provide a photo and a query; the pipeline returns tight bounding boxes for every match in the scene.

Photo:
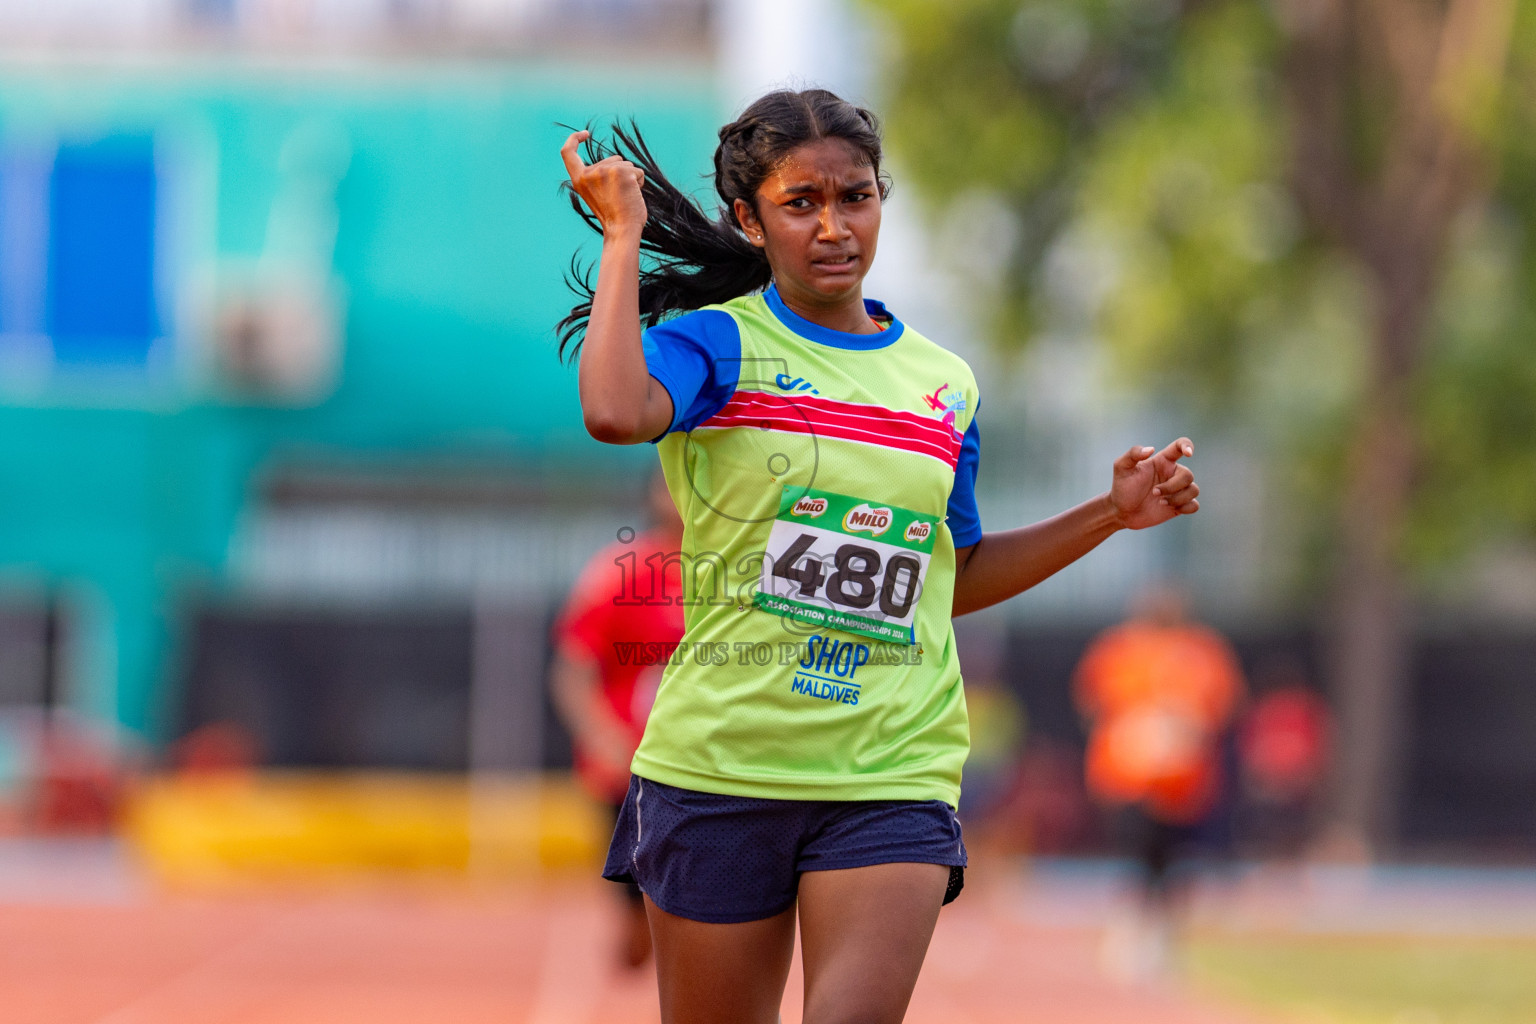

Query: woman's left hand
[1109,438,1199,530]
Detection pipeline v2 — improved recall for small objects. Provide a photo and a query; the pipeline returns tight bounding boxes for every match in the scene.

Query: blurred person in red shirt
[550,470,683,968]
[1237,660,1331,858]
[1074,582,1245,977]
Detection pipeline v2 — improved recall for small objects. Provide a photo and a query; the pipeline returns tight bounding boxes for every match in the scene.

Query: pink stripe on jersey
[720,392,958,441]
[722,393,958,447]
[703,412,958,464]
[697,390,962,468]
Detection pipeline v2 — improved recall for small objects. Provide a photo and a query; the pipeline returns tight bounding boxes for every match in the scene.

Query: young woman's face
[734,138,882,309]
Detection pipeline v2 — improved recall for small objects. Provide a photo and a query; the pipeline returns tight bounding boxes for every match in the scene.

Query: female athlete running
[558,88,1200,1024]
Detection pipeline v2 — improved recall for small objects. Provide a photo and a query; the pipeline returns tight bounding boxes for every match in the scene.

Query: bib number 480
[771,533,922,619]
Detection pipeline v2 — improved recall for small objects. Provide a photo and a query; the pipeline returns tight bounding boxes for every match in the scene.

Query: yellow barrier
[124,771,610,884]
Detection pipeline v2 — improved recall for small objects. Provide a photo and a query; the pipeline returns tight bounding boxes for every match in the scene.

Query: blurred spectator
[1073,583,1245,978]
[973,738,1099,857]
[172,721,260,777]
[548,470,682,970]
[31,712,131,835]
[1236,660,1331,859]
[958,677,1024,815]
[953,622,1024,824]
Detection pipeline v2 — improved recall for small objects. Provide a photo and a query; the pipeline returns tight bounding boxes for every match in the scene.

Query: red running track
[0,872,1272,1024]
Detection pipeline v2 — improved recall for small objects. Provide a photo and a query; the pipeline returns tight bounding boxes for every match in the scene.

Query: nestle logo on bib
[843,504,892,536]
[904,521,932,543]
[791,496,829,518]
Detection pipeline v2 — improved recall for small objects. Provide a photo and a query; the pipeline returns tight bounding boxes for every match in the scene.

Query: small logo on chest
[775,373,820,395]
[922,383,967,443]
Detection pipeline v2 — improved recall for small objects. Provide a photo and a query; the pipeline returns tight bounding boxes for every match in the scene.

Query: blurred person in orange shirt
[1073,582,1245,977]
[550,471,684,969]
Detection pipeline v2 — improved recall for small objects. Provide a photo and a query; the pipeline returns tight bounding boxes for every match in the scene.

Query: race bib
[754,487,939,645]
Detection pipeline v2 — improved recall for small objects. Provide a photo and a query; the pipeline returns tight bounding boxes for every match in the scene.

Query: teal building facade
[0,58,719,741]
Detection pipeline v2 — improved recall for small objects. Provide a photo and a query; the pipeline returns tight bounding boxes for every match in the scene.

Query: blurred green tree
[869,0,1533,854]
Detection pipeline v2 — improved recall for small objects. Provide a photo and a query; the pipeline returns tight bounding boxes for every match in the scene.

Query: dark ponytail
[557,88,891,361]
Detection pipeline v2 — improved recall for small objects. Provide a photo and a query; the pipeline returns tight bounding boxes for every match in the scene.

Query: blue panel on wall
[0,152,54,340]
[46,139,159,365]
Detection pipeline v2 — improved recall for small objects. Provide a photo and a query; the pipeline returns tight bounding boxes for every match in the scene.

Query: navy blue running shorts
[601,775,967,924]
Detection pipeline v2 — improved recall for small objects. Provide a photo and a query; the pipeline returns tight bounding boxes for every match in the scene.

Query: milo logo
[905,521,932,543]
[843,503,892,536]
[791,496,829,518]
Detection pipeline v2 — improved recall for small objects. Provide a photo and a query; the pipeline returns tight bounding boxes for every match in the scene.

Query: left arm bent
[952,438,1199,617]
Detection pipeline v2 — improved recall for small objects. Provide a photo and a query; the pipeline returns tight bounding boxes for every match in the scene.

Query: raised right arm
[561,130,675,445]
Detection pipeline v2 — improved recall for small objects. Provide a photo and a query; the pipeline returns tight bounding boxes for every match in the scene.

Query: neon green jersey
[629,285,982,806]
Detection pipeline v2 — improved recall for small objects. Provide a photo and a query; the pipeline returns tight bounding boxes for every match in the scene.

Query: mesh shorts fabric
[601,800,646,905]
[602,775,967,924]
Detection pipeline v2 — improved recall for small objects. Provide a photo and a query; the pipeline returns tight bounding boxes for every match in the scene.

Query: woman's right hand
[560,130,673,444]
[561,130,647,236]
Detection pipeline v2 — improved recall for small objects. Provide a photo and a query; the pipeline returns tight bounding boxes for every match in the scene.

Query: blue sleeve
[641,309,742,441]
[947,414,983,548]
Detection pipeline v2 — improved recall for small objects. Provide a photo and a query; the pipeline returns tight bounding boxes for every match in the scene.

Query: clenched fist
[561,130,647,237]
